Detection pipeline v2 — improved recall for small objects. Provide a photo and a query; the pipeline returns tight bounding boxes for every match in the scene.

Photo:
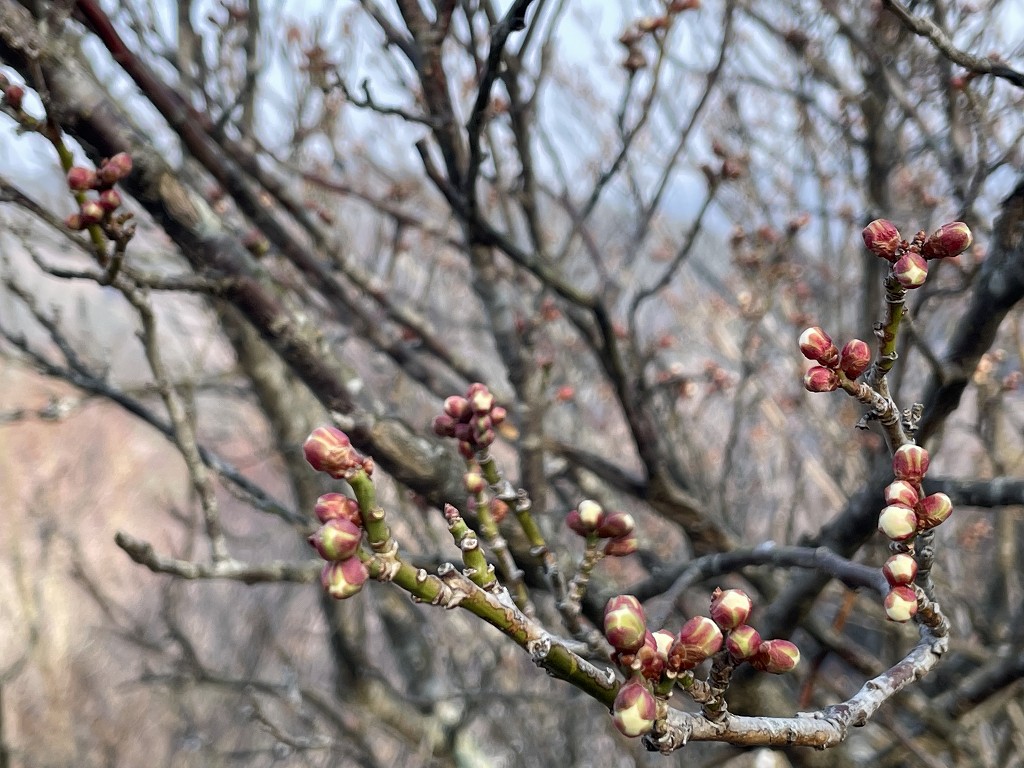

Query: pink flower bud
[804,366,839,393]
[489,406,507,425]
[569,500,604,535]
[313,493,362,526]
[882,553,918,586]
[604,595,647,653]
[916,492,953,530]
[604,534,639,557]
[432,413,456,437]
[750,639,800,674]
[3,84,24,110]
[469,386,494,414]
[839,339,871,379]
[303,426,370,478]
[611,679,657,737]
[668,616,723,671]
[884,480,920,508]
[97,152,133,185]
[922,222,973,260]
[862,219,902,261]
[798,327,838,366]
[64,213,84,230]
[709,588,752,630]
[79,200,105,225]
[443,396,471,420]
[884,585,918,622]
[321,558,368,599]
[463,472,486,495]
[596,511,635,539]
[725,624,762,660]
[308,518,362,561]
[892,444,930,483]
[67,166,97,191]
[97,188,122,212]
[893,252,929,289]
[878,504,918,541]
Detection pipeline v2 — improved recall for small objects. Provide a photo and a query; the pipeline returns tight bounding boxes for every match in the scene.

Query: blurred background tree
[1,0,1023,765]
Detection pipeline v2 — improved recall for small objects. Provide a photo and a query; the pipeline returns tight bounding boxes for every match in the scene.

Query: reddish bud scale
[750,639,800,674]
[882,553,918,586]
[321,558,369,599]
[668,616,723,671]
[709,588,752,630]
[839,339,871,379]
[604,595,647,653]
[314,493,362,526]
[862,219,902,261]
[611,680,658,737]
[893,444,930,483]
[636,632,665,681]
[916,492,953,530]
[893,252,929,289]
[922,222,973,260]
[884,585,919,622]
[798,327,838,366]
[804,366,839,393]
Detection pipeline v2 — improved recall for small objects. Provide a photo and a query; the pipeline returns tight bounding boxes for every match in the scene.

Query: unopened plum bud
[604,595,647,653]
[893,252,929,289]
[611,679,657,738]
[862,219,902,260]
[432,413,455,437]
[604,533,639,557]
[577,500,605,531]
[489,406,507,425]
[3,84,24,110]
[884,585,919,622]
[884,480,920,508]
[709,588,752,630]
[98,188,122,212]
[893,444,930,483]
[878,504,918,541]
[882,553,918,586]
[314,493,362,526]
[922,222,973,260]
[725,624,762,660]
[321,558,368,599]
[444,396,471,420]
[464,472,486,495]
[839,339,871,379]
[596,511,635,539]
[67,166,97,191]
[97,152,133,185]
[798,327,838,366]
[804,366,839,393]
[668,616,723,671]
[651,630,675,664]
[79,200,105,225]
[308,518,362,561]
[636,632,665,681]
[469,387,494,414]
[916,492,953,529]
[750,639,800,674]
[64,213,84,230]
[303,426,370,478]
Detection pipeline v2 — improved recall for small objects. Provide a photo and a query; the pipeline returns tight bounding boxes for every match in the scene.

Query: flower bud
[884,480,920,509]
[862,219,902,261]
[79,200,105,225]
[97,188,122,212]
[709,588,752,630]
[303,426,371,478]
[916,492,953,530]
[308,518,362,561]
[893,251,929,289]
[469,387,494,414]
[596,511,635,539]
[651,629,675,664]
[749,639,800,674]
[64,213,84,230]
[604,534,639,557]
[804,366,839,393]
[464,471,486,495]
[884,585,919,622]
[922,222,973,260]
[97,152,133,185]
[892,444,929,483]
[67,166,97,191]
[668,616,723,671]
[882,553,918,586]
[443,396,471,421]
[604,595,647,653]
[798,327,838,366]
[314,493,362,526]
[489,406,507,425]
[611,680,657,738]
[321,558,369,599]
[568,500,604,535]
[3,84,24,110]
[432,413,456,437]
[839,339,871,379]
[636,632,665,681]
[878,504,918,541]
[726,625,763,661]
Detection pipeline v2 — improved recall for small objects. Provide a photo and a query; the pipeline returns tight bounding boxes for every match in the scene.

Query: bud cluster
[303,426,374,479]
[63,154,134,231]
[799,326,872,392]
[862,219,973,290]
[432,383,508,459]
[602,588,800,738]
[565,499,638,557]
[309,492,368,599]
[876,444,953,621]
